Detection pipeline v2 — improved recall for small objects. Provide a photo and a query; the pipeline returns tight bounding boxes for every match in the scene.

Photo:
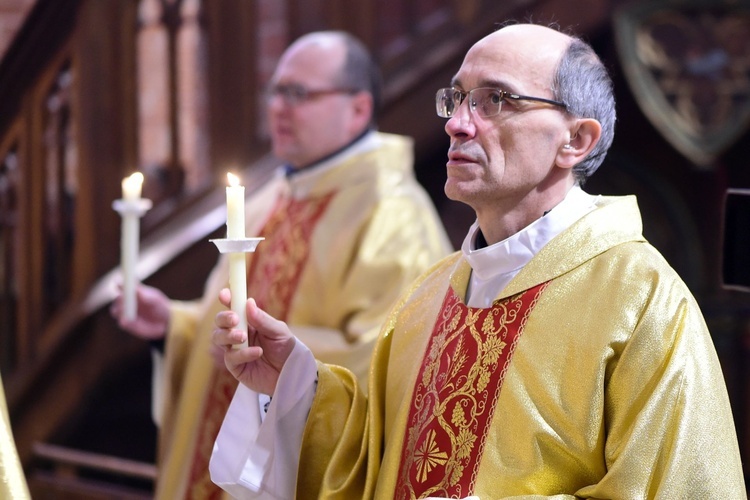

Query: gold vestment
[298,195,746,499]
[154,132,452,499]
[0,374,30,499]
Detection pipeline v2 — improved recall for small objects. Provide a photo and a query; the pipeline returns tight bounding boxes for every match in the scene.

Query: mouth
[271,126,293,140]
[447,151,477,167]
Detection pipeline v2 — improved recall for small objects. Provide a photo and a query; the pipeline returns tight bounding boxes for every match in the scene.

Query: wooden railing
[30,442,156,499]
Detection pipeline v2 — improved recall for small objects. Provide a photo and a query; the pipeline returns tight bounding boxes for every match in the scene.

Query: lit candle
[226,173,245,239]
[122,171,144,201]
[226,173,248,340]
[121,172,144,321]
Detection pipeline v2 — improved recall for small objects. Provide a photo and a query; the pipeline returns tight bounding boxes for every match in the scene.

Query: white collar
[461,186,598,307]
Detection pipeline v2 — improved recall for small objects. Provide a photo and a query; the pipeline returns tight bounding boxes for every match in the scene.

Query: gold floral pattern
[247,192,336,320]
[395,282,548,499]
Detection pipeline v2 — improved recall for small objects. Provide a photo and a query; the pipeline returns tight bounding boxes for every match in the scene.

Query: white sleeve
[149,347,165,427]
[209,338,318,499]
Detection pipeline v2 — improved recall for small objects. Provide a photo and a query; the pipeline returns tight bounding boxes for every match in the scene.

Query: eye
[485,89,503,105]
[289,86,307,100]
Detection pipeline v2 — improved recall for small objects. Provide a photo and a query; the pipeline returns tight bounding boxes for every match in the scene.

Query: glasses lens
[269,84,307,105]
[472,88,503,117]
[436,88,462,118]
[436,88,504,118]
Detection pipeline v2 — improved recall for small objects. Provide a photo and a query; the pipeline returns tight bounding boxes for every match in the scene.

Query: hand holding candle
[209,172,263,349]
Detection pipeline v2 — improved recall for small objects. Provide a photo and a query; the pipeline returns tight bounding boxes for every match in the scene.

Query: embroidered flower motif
[414,429,449,483]
[454,428,477,460]
[482,336,507,366]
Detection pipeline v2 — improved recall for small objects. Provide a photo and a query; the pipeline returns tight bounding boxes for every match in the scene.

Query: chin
[444,179,471,204]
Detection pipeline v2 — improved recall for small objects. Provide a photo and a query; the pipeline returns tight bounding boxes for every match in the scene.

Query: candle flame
[128,172,144,186]
[227,172,240,187]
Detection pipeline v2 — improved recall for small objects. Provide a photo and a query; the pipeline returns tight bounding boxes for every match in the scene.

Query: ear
[555,118,602,170]
[349,91,374,134]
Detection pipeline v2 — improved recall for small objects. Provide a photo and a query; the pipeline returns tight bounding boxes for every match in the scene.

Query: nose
[268,93,287,112]
[444,98,475,138]
[268,94,296,121]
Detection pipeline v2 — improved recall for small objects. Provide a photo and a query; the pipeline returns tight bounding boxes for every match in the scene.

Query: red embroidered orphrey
[185,192,336,498]
[395,282,548,499]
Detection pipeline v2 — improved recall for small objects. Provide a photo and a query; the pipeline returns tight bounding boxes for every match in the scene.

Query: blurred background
[1,0,749,497]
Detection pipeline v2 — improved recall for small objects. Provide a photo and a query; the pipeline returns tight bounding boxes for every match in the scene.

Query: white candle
[226,172,248,341]
[121,172,144,321]
[226,172,245,239]
[122,171,144,201]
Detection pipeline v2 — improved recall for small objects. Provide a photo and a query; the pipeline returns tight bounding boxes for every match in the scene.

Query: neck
[476,180,577,245]
[285,128,371,177]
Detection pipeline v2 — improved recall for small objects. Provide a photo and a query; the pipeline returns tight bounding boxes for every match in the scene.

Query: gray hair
[552,37,616,184]
[330,31,383,128]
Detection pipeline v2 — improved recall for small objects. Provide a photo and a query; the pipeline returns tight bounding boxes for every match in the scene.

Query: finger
[246,298,290,340]
[212,325,239,348]
[109,300,120,318]
[218,288,231,308]
[215,310,238,329]
[225,345,264,368]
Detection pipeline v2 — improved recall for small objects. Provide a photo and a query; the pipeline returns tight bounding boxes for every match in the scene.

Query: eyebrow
[449,77,520,94]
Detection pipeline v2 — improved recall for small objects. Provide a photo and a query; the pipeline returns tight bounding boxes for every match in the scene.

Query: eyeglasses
[267,83,359,106]
[435,87,567,118]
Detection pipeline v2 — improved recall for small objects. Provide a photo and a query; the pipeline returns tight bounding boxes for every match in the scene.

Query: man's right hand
[213,288,296,395]
[110,284,170,340]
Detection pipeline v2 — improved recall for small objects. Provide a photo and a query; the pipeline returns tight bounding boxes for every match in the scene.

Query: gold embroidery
[414,429,449,483]
[396,283,548,499]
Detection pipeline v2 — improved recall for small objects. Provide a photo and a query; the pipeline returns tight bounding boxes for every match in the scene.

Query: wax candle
[226,172,245,239]
[121,172,144,321]
[122,172,144,201]
[226,172,248,340]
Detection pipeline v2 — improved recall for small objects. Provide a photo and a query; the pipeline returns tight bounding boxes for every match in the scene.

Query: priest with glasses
[209,23,745,499]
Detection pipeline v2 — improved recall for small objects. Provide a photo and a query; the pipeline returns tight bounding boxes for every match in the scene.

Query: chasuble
[0,375,30,499]
[152,131,451,499]
[289,195,745,499]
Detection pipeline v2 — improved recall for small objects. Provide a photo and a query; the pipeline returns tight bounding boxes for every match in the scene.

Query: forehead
[273,38,346,85]
[452,27,568,94]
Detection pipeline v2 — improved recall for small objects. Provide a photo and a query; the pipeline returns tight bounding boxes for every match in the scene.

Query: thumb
[246,298,289,340]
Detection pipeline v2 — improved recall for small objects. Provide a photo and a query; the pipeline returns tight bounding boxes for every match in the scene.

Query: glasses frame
[436,87,567,118]
[267,83,360,106]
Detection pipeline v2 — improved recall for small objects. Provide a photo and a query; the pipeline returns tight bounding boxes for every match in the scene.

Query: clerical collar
[284,128,372,178]
[461,186,598,307]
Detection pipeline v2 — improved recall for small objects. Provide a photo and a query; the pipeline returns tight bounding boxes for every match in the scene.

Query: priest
[210,23,746,499]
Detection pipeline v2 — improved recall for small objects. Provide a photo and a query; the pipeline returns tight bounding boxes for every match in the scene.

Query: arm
[110,283,171,340]
[210,289,316,498]
[578,290,745,498]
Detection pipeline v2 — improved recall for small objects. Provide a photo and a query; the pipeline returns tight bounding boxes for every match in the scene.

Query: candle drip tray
[112,198,153,216]
[210,237,265,254]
